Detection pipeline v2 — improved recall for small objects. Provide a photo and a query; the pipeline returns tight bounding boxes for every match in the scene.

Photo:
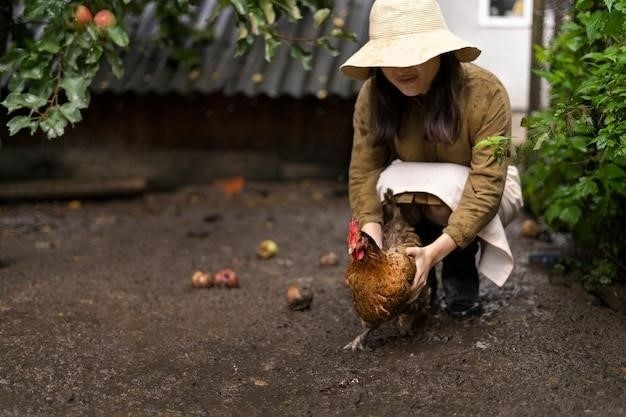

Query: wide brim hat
[340,0,481,80]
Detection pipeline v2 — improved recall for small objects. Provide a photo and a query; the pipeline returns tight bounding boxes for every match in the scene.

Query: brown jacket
[348,63,512,248]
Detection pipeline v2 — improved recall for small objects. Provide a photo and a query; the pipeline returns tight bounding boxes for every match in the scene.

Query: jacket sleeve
[348,80,391,226]
[443,79,512,248]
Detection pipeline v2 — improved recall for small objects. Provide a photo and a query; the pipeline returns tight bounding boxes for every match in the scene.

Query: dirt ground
[0,180,624,417]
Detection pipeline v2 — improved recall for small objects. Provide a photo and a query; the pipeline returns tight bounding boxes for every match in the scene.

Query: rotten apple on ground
[286,278,313,311]
[214,268,239,288]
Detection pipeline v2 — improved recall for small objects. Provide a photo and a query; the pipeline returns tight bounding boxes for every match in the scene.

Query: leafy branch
[0,0,356,139]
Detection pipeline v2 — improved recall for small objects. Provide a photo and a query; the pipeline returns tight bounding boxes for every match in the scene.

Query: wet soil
[0,180,624,416]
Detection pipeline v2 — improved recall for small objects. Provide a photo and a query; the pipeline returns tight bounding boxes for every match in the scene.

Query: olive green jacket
[348,63,512,248]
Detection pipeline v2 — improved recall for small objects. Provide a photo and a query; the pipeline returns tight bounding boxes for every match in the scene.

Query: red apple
[72,5,93,28]
[214,268,240,288]
[94,9,117,28]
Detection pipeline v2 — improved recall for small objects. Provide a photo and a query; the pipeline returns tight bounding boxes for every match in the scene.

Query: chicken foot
[343,328,371,351]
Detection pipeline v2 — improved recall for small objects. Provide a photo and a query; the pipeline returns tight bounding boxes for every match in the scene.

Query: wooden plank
[0,177,148,201]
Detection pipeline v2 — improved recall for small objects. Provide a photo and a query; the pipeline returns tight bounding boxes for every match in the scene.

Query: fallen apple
[257,239,279,259]
[319,251,339,266]
[214,268,239,288]
[286,279,313,311]
[191,270,214,288]
[520,219,540,238]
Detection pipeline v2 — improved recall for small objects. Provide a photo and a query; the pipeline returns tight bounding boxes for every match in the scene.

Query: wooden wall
[2,93,355,168]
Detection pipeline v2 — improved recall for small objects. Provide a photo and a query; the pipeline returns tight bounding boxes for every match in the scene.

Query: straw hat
[340,0,481,80]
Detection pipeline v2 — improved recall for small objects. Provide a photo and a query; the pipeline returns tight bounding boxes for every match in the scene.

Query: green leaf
[603,11,622,35]
[313,9,330,28]
[7,116,37,136]
[40,107,68,139]
[23,4,47,21]
[330,28,357,42]
[576,177,598,197]
[248,12,260,35]
[85,45,104,64]
[559,205,582,227]
[316,37,339,56]
[259,0,276,24]
[1,93,47,113]
[286,0,302,20]
[106,26,130,48]
[39,40,61,54]
[598,163,625,180]
[59,103,83,124]
[264,36,281,62]
[585,11,605,41]
[532,131,550,150]
[237,23,248,40]
[230,0,247,14]
[59,76,90,109]
[569,136,589,153]
[545,203,562,224]
[105,49,125,79]
[290,44,312,70]
[7,75,25,93]
[577,0,595,12]
[86,25,100,42]
[22,66,44,80]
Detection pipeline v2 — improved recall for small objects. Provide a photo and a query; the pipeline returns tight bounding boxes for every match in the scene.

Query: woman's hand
[361,222,383,248]
[404,245,432,300]
[405,233,457,299]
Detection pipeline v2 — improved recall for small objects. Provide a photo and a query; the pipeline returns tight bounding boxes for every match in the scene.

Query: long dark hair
[370,53,463,148]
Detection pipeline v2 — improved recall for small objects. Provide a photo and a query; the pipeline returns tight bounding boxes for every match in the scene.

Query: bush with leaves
[0,0,355,139]
[523,0,626,289]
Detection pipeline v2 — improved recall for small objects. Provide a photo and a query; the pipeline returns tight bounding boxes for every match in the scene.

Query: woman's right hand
[405,245,431,300]
[405,232,457,299]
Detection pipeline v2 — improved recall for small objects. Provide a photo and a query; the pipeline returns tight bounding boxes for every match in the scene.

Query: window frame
[478,0,533,28]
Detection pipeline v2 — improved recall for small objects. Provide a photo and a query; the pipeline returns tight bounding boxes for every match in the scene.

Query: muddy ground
[0,180,624,417]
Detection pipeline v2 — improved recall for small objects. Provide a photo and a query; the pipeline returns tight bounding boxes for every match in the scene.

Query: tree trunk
[0,0,12,56]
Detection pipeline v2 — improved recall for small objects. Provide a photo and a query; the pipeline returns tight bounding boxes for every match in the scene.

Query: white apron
[376,160,523,287]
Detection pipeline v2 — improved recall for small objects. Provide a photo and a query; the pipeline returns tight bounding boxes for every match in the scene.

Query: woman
[340,0,521,319]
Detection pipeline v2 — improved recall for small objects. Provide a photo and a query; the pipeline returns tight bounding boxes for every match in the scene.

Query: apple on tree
[94,9,117,28]
[71,4,92,28]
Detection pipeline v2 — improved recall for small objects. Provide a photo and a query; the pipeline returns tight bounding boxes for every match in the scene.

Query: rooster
[344,189,431,351]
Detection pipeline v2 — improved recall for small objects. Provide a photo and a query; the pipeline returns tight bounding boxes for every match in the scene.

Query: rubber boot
[427,268,438,307]
[442,240,483,319]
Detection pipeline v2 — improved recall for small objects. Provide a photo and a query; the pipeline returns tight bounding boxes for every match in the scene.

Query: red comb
[347,218,360,244]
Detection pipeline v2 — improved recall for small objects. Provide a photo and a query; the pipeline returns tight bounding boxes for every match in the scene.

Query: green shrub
[523,0,626,289]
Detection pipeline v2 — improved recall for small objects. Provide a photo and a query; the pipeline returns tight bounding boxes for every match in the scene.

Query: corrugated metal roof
[91,0,372,98]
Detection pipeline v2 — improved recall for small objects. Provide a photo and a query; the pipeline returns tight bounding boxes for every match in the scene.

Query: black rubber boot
[442,240,483,319]
[427,268,438,307]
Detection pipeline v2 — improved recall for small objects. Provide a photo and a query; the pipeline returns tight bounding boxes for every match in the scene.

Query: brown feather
[345,189,428,340]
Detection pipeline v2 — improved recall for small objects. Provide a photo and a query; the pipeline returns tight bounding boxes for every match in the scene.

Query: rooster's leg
[343,328,371,351]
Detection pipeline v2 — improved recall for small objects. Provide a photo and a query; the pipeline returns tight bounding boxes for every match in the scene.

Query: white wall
[439,0,532,111]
